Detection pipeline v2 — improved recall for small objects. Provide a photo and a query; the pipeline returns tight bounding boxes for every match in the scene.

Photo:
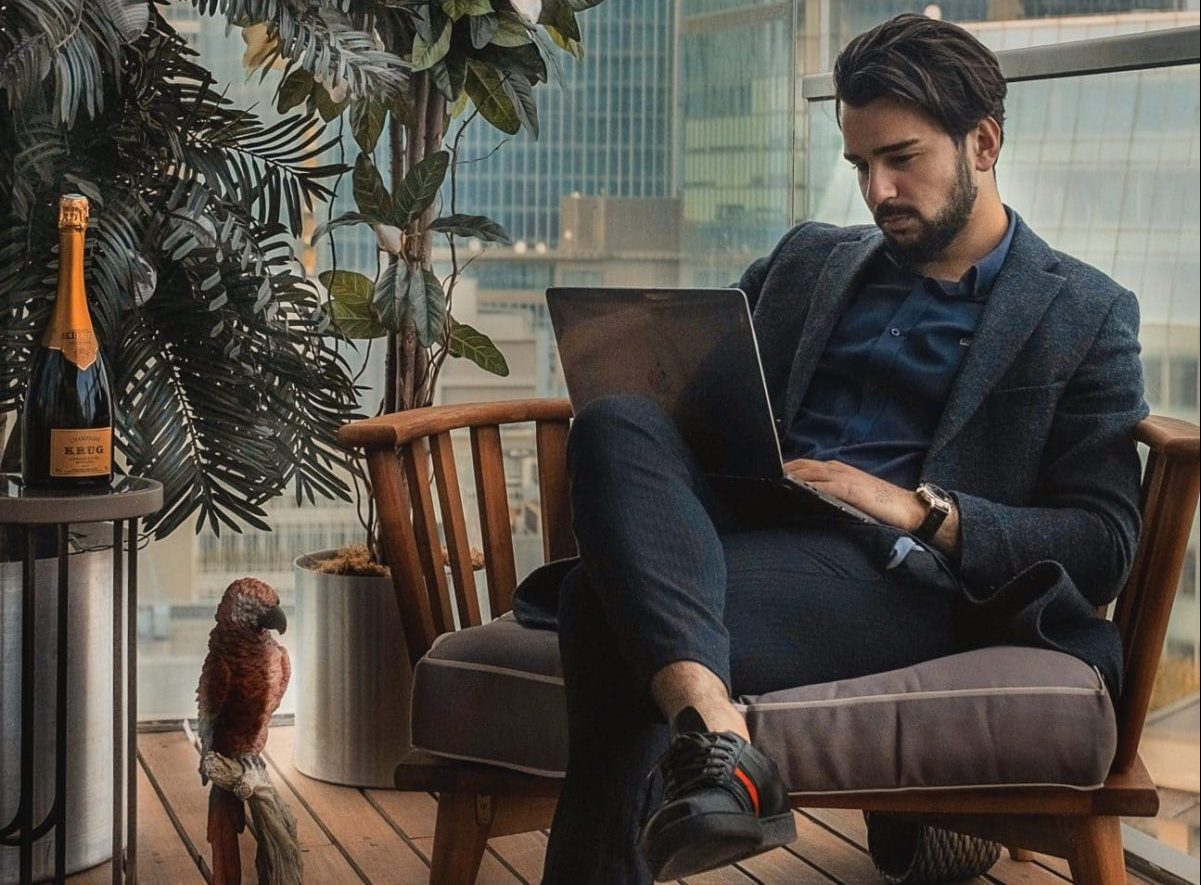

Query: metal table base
[1,477,162,885]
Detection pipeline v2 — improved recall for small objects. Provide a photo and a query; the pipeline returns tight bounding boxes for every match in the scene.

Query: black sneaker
[638,708,796,880]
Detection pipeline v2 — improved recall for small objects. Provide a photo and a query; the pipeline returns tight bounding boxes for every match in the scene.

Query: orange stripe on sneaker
[733,767,760,815]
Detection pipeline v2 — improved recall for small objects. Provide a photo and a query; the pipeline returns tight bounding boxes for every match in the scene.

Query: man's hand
[783,458,961,557]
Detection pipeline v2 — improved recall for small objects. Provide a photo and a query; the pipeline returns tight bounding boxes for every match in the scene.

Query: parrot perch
[196,578,293,885]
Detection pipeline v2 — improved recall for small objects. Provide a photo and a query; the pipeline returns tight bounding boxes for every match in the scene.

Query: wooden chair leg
[1008,847,1035,862]
[430,789,492,885]
[1068,817,1126,885]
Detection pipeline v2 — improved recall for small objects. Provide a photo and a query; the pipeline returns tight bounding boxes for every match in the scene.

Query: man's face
[840,98,979,268]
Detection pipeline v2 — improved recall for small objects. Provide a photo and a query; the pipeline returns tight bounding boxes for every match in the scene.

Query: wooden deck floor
[61,726,1153,884]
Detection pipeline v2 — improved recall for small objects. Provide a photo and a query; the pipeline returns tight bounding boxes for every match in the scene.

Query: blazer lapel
[926,221,1066,462]
[783,232,883,424]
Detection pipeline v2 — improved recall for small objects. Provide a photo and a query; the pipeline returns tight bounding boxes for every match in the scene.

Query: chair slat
[430,431,482,628]
[1111,450,1158,636]
[471,424,518,616]
[404,440,456,636]
[1113,451,1200,770]
[366,449,438,666]
[536,419,576,562]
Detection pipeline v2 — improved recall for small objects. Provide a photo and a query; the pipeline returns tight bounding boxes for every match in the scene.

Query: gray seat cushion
[410,616,1117,790]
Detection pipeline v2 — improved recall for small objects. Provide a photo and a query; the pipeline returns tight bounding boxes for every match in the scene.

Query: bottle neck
[44,226,98,367]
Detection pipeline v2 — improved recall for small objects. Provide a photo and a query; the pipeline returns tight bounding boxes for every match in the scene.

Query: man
[516,13,1146,883]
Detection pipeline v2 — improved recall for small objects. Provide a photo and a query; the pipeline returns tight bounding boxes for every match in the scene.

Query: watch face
[919,483,952,512]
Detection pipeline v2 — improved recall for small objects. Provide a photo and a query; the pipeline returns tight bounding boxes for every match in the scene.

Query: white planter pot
[291,551,412,788]
[1,548,114,883]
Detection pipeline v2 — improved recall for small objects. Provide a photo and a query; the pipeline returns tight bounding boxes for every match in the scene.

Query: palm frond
[1,5,361,536]
[190,0,408,104]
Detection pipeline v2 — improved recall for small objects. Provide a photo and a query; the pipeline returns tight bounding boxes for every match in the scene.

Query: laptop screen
[546,287,785,481]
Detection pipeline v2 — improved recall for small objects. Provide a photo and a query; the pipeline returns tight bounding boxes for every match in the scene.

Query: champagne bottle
[20,194,114,489]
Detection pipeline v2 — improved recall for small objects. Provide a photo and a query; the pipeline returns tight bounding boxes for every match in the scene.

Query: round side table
[0,476,162,885]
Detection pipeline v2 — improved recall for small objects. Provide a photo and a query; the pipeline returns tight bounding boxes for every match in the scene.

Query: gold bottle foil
[45,194,98,370]
[58,193,90,229]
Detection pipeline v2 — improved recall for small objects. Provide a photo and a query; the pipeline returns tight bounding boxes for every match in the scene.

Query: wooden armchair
[338,400,1200,885]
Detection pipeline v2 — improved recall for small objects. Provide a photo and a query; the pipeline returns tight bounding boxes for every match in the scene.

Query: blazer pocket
[988,379,1068,398]
[981,381,1068,498]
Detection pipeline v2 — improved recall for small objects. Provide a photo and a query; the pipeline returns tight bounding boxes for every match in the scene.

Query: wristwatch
[914,482,953,541]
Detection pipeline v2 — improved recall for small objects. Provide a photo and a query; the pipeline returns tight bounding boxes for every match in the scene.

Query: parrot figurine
[196,577,291,885]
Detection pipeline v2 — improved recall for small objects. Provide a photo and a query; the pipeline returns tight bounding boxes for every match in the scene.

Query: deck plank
[68,762,205,884]
[784,810,893,883]
[137,728,256,879]
[406,836,523,884]
[680,866,759,883]
[264,728,431,884]
[486,832,549,883]
[736,845,839,883]
[365,788,439,840]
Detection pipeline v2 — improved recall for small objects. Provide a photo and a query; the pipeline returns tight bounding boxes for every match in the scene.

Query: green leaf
[311,211,373,242]
[277,68,315,113]
[392,150,450,228]
[469,13,498,49]
[448,322,510,377]
[465,63,520,135]
[411,18,452,71]
[442,0,492,19]
[430,52,467,102]
[372,264,446,344]
[545,24,583,59]
[321,270,388,339]
[353,153,393,220]
[315,83,348,122]
[429,214,512,243]
[491,13,534,47]
[350,100,386,153]
[319,269,374,302]
[503,72,539,138]
[373,261,406,330]
[539,0,581,41]
[411,269,447,347]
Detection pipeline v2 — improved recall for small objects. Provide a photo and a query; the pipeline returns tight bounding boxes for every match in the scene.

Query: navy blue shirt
[784,208,1018,488]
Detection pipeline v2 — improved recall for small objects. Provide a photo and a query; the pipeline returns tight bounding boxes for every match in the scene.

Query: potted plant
[191,0,608,786]
[1,1,360,876]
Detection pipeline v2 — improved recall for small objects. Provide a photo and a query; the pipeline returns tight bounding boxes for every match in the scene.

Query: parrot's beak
[259,605,287,634]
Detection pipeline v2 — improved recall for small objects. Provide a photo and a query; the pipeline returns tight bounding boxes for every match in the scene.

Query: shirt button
[890,327,901,337]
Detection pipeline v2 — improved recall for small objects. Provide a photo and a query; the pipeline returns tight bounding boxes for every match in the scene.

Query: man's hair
[833,13,1007,148]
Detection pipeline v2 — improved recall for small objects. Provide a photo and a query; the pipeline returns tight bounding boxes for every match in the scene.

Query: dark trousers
[540,395,971,885]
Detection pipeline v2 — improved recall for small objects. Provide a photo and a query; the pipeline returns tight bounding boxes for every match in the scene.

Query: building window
[1181,549,1197,601]
[474,262,554,291]
[1168,357,1198,410]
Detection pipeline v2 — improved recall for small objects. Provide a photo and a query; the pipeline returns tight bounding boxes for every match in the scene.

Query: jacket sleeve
[733,223,811,313]
[951,290,1148,606]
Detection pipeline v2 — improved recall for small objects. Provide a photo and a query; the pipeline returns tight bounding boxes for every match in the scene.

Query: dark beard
[878,150,977,270]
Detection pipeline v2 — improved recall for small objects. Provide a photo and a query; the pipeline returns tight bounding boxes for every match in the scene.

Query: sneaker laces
[658,730,746,805]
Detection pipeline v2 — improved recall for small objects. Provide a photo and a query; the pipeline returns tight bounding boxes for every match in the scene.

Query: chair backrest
[339,399,575,668]
[340,404,1199,772]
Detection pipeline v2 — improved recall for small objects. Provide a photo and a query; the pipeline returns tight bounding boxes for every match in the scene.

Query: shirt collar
[883,206,1018,300]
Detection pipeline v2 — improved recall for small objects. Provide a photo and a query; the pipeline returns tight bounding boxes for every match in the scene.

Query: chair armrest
[338,398,573,451]
[1133,414,1200,458]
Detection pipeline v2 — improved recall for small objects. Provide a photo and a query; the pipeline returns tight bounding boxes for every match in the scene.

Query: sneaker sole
[642,810,797,880]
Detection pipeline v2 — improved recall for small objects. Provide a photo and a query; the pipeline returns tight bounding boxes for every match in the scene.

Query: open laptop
[545,287,877,525]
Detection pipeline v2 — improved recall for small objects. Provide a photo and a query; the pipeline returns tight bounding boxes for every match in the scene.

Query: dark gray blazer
[516,217,1148,697]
